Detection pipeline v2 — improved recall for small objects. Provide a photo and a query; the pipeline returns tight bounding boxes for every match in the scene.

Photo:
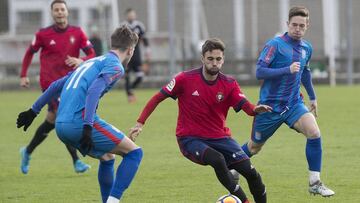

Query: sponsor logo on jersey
[166,78,176,92]
[70,36,75,44]
[216,92,224,102]
[49,39,56,45]
[192,90,199,96]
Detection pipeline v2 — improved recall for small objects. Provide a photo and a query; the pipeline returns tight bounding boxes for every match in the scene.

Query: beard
[205,66,220,76]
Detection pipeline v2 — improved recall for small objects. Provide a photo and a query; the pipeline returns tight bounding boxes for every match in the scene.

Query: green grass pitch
[1,85,359,202]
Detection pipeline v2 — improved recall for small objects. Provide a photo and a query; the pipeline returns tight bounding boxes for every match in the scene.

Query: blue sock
[110,148,143,199]
[241,142,253,158]
[306,137,322,172]
[98,159,115,203]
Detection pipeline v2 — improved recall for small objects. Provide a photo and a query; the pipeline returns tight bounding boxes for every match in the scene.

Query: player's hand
[290,62,300,74]
[65,56,83,68]
[80,124,93,155]
[129,122,143,142]
[17,108,37,131]
[309,100,318,117]
[254,104,272,114]
[20,77,30,88]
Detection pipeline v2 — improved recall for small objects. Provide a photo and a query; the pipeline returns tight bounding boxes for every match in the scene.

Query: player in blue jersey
[240,6,334,197]
[17,26,142,203]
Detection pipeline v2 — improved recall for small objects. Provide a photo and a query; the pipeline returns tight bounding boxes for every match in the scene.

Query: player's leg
[88,118,142,203]
[131,68,144,90]
[124,64,136,103]
[210,137,266,203]
[291,108,334,197]
[124,69,132,96]
[98,153,116,203]
[230,160,266,203]
[177,137,249,203]
[65,144,90,173]
[20,102,56,174]
[203,148,249,203]
[241,112,283,157]
[107,137,142,203]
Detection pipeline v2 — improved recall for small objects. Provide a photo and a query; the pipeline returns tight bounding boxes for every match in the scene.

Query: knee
[204,150,226,169]
[306,129,321,139]
[46,112,56,123]
[126,147,143,163]
[248,143,262,155]
[100,153,115,161]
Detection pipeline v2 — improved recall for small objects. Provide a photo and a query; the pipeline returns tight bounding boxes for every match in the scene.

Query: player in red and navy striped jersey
[130,38,272,203]
[19,0,95,174]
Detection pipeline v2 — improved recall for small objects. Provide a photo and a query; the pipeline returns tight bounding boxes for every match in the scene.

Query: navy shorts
[177,136,249,166]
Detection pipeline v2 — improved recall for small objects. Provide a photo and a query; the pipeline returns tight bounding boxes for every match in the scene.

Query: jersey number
[65,61,94,90]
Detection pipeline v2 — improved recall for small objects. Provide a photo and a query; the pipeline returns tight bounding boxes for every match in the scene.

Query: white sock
[106,196,120,203]
[309,171,320,185]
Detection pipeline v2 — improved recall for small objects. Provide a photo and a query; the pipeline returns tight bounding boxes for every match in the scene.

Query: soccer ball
[216,194,242,203]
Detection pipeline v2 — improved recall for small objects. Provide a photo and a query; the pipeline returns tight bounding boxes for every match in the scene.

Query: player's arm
[231,82,272,116]
[256,43,299,80]
[301,66,317,117]
[80,29,96,61]
[129,91,168,141]
[129,73,183,141]
[65,30,96,68]
[234,98,272,116]
[20,32,42,88]
[80,71,123,154]
[16,75,69,131]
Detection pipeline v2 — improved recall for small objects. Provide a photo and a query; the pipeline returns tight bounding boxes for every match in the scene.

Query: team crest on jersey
[49,39,56,45]
[70,36,75,44]
[216,92,224,102]
[302,49,306,59]
[166,78,176,92]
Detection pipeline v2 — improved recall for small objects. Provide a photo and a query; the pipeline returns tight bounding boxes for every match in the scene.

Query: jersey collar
[52,24,69,33]
[200,66,218,86]
[281,32,303,46]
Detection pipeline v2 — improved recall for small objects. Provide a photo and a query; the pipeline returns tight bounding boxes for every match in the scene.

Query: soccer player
[240,6,335,197]
[19,0,95,174]
[17,25,142,203]
[121,8,151,103]
[129,38,271,203]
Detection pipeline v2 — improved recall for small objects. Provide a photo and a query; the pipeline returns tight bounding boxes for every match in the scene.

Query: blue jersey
[257,32,313,113]
[56,52,124,123]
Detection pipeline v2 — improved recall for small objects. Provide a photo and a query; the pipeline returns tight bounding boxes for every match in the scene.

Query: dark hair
[51,0,67,10]
[288,6,309,21]
[111,25,139,51]
[125,8,134,14]
[201,38,225,56]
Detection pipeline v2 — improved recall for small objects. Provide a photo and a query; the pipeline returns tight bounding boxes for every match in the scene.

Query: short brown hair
[51,0,67,10]
[201,38,225,56]
[288,6,309,21]
[111,25,139,51]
